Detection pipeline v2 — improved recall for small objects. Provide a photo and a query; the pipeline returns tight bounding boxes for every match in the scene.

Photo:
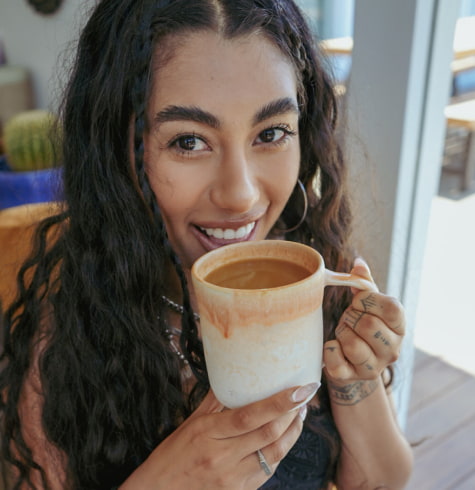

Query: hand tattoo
[343,309,364,330]
[374,330,391,346]
[328,380,378,405]
[361,293,378,312]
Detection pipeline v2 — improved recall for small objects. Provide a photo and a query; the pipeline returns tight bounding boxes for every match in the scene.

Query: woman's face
[144,31,300,270]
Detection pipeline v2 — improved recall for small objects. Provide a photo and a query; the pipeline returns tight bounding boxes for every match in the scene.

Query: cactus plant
[3,109,62,171]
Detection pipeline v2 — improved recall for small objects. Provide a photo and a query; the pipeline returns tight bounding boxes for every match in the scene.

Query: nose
[210,150,260,213]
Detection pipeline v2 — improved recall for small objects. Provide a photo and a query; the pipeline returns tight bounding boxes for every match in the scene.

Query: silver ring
[256,449,272,476]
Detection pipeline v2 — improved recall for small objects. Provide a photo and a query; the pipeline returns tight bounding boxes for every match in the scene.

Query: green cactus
[3,109,62,171]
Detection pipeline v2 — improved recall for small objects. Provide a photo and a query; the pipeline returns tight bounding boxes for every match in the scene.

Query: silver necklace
[161,295,200,364]
[160,295,200,321]
[164,326,189,364]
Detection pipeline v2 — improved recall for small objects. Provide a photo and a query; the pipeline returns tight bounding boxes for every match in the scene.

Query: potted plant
[0,109,63,209]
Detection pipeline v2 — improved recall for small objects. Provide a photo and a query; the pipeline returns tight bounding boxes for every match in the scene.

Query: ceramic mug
[191,240,377,408]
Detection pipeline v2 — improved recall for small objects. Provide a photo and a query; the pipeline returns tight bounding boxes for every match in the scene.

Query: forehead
[148,31,298,117]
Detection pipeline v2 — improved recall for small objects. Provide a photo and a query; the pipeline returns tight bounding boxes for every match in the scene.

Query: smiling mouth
[198,222,256,240]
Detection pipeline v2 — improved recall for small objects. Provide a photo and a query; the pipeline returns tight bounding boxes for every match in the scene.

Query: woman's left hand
[323,257,406,383]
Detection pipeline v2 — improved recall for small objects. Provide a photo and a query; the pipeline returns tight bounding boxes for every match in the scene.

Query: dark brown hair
[0,1,353,488]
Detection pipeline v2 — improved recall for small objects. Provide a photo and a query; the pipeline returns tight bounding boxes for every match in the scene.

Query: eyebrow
[252,97,300,125]
[153,97,299,130]
[154,105,220,129]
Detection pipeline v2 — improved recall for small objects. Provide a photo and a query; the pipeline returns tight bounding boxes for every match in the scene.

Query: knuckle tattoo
[343,309,364,331]
[374,330,391,347]
[360,293,379,312]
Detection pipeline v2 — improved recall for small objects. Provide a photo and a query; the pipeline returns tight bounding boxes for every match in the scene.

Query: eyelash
[167,132,207,156]
[256,124,297,146]
[167,124,297,157]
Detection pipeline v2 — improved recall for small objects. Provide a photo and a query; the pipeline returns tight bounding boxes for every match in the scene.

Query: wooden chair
[0,202,59,311]
[451,56,475,96]
[443,98,475,191]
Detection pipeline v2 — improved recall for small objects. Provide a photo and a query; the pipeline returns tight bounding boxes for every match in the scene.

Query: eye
[255,125,296,145]
[170,134,209,153]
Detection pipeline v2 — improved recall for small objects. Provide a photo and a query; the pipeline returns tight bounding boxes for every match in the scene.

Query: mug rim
[191,240,323,293]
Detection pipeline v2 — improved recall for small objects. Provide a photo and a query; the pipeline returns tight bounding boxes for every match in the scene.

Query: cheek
[147,171,177,217]
[145,164,203,234]
[143,159,175,221]
[143,141,173,207]
[273,149,300,202]
[146,176,183,246]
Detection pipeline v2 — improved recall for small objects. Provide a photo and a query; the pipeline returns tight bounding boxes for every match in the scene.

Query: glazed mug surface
[191,240,376,408]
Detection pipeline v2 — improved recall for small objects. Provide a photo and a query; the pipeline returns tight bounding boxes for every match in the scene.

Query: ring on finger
[256,449,272,476]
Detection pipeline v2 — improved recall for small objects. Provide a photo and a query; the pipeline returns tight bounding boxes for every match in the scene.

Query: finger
[341,309,401,365]
[232,405,302,461]
[244,448,277,489]
[350,257,378,294]
[351,256,373,280]
[335,322,377,369]
[243,405,306,486]
[211,383,319,439]
[351,291,406,334]
[323,339,356,380]
[336,308,404,372]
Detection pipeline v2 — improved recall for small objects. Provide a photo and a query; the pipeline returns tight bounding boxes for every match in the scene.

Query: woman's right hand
[119,383,316,490]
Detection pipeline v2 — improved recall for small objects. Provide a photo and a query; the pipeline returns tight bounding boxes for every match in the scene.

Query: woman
[0,0,413,488]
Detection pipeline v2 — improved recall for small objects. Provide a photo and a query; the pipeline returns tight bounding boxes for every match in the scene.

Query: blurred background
[1,1,474,487]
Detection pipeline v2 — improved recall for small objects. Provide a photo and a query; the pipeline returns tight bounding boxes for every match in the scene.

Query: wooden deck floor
[405,348,475,489]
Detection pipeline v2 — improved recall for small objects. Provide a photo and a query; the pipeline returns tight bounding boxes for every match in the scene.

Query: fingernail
[291,382,320,403]
[299,405,308,421]
[354,257,367,267]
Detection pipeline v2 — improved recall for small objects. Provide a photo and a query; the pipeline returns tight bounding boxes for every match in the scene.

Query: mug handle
[324,269,379,292]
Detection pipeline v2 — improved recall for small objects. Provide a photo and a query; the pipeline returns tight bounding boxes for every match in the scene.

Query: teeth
[203,222,255,240]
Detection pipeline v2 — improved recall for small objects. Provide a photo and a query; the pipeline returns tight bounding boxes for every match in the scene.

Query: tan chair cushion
[0,202,60,311]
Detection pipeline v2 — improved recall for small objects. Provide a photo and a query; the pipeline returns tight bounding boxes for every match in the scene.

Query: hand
[323,258,406,386]
[121,384,316,490]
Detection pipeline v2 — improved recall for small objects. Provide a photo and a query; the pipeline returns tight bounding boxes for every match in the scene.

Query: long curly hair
[0,0,354,488]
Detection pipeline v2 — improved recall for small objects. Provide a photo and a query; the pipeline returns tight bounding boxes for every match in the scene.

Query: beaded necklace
[161,295,200,321]
[160,295,200,364]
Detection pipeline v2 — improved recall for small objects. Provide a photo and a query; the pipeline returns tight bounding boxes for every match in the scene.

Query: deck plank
[412,348,435,370]
[455,470,475,490]
[406,349,475,489]
[407,374,475,447]
[408,352,469,414]
[406,414,475,489]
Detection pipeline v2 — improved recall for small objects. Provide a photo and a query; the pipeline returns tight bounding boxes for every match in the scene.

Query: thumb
[350,257,378,294]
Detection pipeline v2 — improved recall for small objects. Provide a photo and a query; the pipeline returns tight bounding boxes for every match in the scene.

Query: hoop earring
[274,179,308,233]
